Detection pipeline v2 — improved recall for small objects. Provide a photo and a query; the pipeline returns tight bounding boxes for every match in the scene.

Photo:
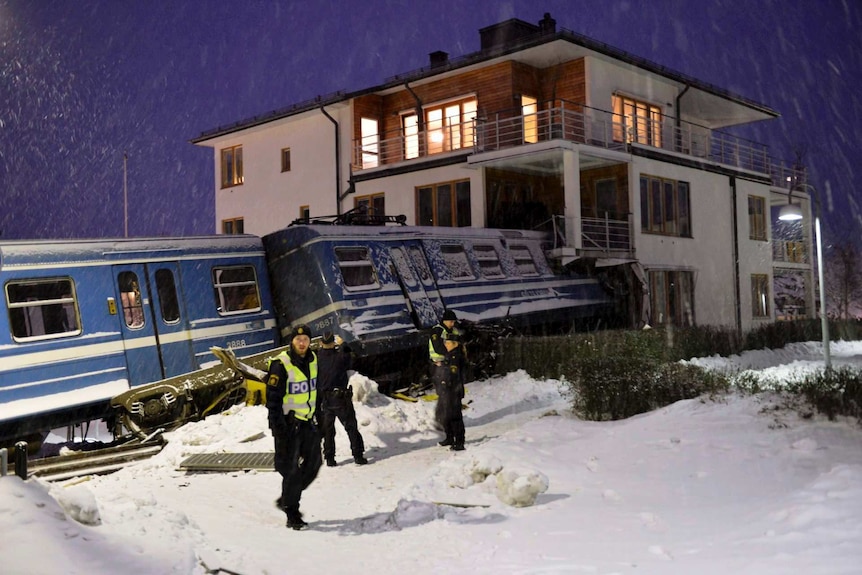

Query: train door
[113,263,194,386]
[389,244,444,328]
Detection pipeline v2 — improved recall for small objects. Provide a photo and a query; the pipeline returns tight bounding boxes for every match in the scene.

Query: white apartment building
[193,13,814,333]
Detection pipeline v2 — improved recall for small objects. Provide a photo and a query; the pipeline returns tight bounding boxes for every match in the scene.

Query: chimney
[479,18,540,51]
[429,50,449,68]
[538,13,556,34]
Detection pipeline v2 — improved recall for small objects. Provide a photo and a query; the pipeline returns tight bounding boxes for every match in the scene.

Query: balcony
[772,239,808,265]
[353,101,788,180]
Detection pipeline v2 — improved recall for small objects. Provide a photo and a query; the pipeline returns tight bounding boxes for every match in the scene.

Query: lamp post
[778,182,831,371]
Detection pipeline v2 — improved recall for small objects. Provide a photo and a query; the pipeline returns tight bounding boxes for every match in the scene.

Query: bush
[784,367,862,423]
[492,321,860,422]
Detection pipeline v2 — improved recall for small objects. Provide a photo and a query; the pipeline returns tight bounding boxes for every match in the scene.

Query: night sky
[1,0,860,245]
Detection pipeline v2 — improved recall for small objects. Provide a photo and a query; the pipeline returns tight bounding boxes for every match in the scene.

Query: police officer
[317,331,367,466]
[266,324,322,530]
[429,309,467,451]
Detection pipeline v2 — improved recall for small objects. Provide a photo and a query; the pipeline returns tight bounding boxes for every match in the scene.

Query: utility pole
[123,152,129,237]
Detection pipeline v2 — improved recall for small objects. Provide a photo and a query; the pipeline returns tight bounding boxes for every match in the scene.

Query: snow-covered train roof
[263,223,551,250]
[0,235,265,268]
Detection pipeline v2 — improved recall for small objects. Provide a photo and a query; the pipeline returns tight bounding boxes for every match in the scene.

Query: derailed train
[0,216,616,446]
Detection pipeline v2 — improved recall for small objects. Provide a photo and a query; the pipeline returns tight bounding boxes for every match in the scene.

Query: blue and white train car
[262,221,614,382]
[0,236,278,445]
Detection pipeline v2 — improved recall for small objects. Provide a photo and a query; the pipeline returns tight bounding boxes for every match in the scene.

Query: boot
[285,507,307,530]
[325,457,337,467]
[450,443,465,451]
[438,438,453,447]
[354,455,368,465]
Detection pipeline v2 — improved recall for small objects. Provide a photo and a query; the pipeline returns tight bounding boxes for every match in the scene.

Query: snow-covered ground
[3,341,862,574]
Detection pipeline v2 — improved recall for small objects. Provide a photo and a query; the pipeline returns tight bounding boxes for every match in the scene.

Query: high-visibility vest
[270,350,318,421]
[428,324,463,363]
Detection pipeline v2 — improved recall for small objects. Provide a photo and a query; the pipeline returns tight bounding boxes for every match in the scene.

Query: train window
[390,248,417,287]
[473,244,505,278]
[510,245,539,276]
[440,244,475,280]
[118,272,145,328]
[408,246,435,287]
[336,247,379,290]
[155,268,181,323]
[212,266,261,314]
[6,278,81,341]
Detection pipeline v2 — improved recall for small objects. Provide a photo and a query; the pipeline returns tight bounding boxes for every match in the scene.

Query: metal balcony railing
[772,239,808,264]
[547,214,633,255]
[352,102,796,182]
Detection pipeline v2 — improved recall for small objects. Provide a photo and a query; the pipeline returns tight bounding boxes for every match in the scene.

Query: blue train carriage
[262,220,614,386]
[0,235,278,448]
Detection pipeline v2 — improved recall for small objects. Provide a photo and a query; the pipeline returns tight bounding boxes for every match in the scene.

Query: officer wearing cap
[266,324,322,530]
[428,309,467,451]
[317,331,367,467]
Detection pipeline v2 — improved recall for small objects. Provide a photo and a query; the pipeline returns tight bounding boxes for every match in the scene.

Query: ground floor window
[648,269,695,326]
[751,273,770,318]
[355,193,385,217]
[222,218,244,235]
[416,180,471,227]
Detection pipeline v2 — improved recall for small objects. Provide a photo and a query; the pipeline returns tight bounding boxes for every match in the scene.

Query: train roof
[0,235,265,269]
[262,223,551,252]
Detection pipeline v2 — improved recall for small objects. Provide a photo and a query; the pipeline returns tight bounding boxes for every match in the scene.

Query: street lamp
[778,182,831,370]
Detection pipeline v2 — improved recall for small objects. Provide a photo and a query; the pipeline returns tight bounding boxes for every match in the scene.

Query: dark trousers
[273,418,322,512]
[433,364,465,447]
[321,389,365,459]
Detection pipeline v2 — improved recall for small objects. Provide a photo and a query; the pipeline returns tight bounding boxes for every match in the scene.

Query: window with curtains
[220,145,243,188]
[402,97,478,159]
[648,269,695,327]
[751,274,770,318]
[640,175,691,237]
[748,195,767,241]
[613,94,662,147]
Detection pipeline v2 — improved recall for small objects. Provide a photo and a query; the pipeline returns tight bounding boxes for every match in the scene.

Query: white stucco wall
[207,104,352,237]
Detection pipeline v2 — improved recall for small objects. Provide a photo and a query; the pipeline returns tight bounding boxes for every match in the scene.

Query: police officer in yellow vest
[429,309,467,451]
[266,324,322,530]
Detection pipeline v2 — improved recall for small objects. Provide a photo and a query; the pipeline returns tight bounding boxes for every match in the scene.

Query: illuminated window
[360,118,379,168]
[118,272,145,328]
[416,180,471,227]
[640,175,691,237]
[613,95,662,147]
[281,148,291,172]
[222,218,244,235]
[522,95,538,144]
[751,274,770,318]
[403,97,477,159]
[748,196,767,241]
[220,145,243,188]
[403,114,420,159]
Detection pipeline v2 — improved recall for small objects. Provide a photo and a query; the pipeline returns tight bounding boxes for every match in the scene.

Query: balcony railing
[353,101,794,181]
[772,239,808,264]
[547,214,633,256]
